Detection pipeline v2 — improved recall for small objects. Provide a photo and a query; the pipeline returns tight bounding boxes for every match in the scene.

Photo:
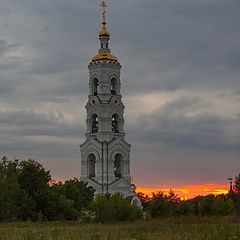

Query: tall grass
[0,217,239,240]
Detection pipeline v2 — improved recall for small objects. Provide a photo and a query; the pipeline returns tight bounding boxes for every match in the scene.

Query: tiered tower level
[80,1,132,196]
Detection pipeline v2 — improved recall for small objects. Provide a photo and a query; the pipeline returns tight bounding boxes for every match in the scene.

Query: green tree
[147,191,181,218]
[188,195,215,216]
[47,179,95,220]
[0,157,35,221]
[54,194,77,220]
[63,178,95,211]
[147,192,167,218]
[224,198,235,215]
[18,159,51,220]
[0,157,21,221]
[0,157,96,221]
[212,195,235,216]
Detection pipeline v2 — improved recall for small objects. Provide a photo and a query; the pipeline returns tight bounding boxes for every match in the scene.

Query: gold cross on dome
[100,0,107,23]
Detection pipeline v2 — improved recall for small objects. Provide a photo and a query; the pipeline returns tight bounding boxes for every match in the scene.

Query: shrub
[90,193,142,222]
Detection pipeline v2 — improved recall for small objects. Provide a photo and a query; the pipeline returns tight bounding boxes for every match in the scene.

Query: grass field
[0,217,240,240]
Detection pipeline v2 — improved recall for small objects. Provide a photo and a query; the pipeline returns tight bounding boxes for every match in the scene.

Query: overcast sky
[0,0,239,188]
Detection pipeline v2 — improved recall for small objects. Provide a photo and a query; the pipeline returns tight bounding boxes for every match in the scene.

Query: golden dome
[92,52,118,62]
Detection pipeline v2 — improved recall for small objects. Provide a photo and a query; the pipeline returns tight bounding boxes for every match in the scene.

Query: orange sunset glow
[137,184,229,200]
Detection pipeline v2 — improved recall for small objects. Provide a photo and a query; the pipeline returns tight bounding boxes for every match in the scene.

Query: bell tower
[80,0,133,196]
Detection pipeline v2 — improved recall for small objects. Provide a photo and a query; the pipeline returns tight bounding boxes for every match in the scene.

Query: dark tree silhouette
[234,174,240,193]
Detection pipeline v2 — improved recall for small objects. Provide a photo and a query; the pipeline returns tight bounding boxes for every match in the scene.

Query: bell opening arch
[92,78,99,96]
[112,113,120,133]
[88,153,96,178]
[110,78,117,95]
[114,153,123,178]
[91,113,99,133]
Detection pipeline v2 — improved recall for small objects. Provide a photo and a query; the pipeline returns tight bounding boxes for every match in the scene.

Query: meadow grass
[0,217,240,240]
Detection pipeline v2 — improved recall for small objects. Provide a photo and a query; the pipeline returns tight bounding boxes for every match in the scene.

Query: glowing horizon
[137,184,229,200]
[51,179,230,199]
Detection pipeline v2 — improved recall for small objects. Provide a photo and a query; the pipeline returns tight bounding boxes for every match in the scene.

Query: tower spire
[92,0,118,62]
[99,0,110,38]
[101,0,107,24]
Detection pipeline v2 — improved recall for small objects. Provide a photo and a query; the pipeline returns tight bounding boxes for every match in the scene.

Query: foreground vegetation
[0,157,142,222]
[0,157,240,223]
[0,217,240,240]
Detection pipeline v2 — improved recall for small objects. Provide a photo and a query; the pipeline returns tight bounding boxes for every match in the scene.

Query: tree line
[0,157,239,222]
[139,176,240,218]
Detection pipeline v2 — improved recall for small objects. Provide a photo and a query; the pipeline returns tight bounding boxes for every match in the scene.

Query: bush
[90,193,142,222]
[146,191,181,218]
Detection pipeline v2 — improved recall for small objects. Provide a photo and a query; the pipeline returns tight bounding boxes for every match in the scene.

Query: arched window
[91,114,99,133]
[93,78,99,96]
[112,114,119,133]
[114,153,123,178]
[88,154,96,178]
[110,78,117,95]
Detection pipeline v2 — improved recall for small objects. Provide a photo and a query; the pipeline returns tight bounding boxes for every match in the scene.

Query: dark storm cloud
[0,0,239,184]
[114,0,240,93]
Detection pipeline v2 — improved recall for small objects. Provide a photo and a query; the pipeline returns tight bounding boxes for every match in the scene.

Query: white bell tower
[80,1,136,198]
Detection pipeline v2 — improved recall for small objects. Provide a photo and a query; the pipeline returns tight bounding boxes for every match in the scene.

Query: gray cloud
[129,97,240,152]
[0,0,239,186]
[0,109,85,138]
